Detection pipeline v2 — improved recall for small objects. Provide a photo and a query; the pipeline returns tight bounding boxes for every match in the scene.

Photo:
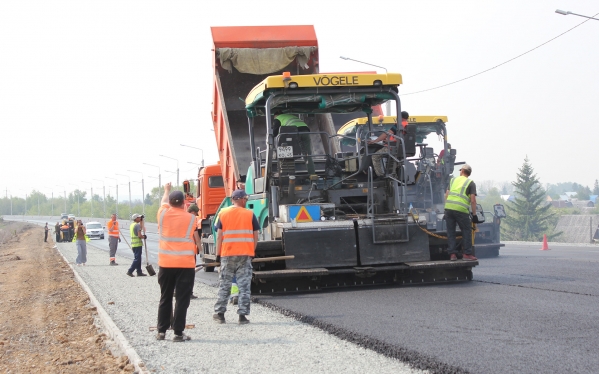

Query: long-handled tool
[118,229,133,252]
[141,219,156,276]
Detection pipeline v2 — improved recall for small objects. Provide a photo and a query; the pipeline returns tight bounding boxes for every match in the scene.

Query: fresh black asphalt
[256,244,599,374]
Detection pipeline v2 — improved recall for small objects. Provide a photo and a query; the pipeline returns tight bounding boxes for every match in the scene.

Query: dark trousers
[157,267,195,334]
[128,246,143,274]
[445,209,473,255]
[61,229,69,242]
[44,231,48,242]
[55,231,60,242]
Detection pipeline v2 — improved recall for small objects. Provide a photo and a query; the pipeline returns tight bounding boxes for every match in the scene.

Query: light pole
[143,163,162,198]
[56,185,67,213]
[340,56,391,115]
[44,187,54,217]
[116,173,132,220]
[105,177,118,217]
[159,154,179,189]
[555,9,599,20]
[180,144,204,167]
[128,169,145,215]
[81,180,93,218]
[68,183,80,216]
[93,179,106,219]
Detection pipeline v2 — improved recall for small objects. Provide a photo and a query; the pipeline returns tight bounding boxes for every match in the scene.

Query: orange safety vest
[157,205,196,268]
[219,207,256,257]
[107,220,119,238]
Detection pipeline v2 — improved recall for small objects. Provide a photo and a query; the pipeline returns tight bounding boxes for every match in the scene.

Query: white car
[85,221,105,239]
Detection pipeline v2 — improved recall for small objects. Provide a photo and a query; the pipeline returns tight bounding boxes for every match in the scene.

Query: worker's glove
[142,234,147,239]
[471,215,480,224]
[215,255,221,264]
[118,238,121,243]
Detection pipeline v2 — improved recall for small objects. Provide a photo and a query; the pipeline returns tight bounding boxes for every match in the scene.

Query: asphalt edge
[53,244,149,374]
[254,298,470,374]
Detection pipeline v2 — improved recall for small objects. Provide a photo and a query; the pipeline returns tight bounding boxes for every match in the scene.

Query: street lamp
[105,177,118,217]
[340,56,391,115]
[180,144,204,167]
[116,173,132,220]
[68,183,80,216]
[44,186,54,217]
[143,163,162,198]
[81,180,93,218]
[56,185,67,213]
[127,169,145,215]
[555,9,599,20]
[159,154,179,189]
[93,179,106,219]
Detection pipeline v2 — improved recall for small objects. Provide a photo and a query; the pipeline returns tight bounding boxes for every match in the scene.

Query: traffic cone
[540,234,550,250]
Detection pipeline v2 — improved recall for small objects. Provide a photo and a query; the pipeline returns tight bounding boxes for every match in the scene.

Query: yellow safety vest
[445,176,472,213]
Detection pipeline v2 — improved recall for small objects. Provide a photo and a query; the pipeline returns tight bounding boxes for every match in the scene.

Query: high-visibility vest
[157,206,196,268]
[130,222,142,247]
[444,176,473,214]
[219,207,256,257]
[107,220,119,238]
[275,114,309,130]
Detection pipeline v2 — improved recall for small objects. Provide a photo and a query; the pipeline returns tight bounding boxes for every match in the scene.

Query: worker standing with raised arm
[213,189,260,325]
[444,164,479,261]
[155,183,196,342]
[107,213,121,265]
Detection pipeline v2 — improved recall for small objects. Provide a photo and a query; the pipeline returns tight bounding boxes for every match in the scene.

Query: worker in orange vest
[368,111,409,179]
[212,189,259,325]
[155,183,196,342]
[106,213,121,265]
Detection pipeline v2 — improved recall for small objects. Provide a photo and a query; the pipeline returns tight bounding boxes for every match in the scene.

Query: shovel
[141,220,156,276]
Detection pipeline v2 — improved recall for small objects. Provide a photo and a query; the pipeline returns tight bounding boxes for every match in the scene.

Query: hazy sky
[1,0,598,200]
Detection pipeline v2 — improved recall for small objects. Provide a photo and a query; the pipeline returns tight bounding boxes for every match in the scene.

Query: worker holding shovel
[126,214,148,277]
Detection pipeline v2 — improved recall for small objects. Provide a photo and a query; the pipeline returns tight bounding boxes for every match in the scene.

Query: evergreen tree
[593,179,599,195]
[503,157,558,241]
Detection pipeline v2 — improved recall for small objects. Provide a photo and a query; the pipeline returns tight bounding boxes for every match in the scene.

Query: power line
[403,12,599,96]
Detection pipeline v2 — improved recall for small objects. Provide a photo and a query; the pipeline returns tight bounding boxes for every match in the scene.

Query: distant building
[550,200,573,208]
[565,192,577,198]
[571,200,595,209]
[590,195,598,204]
[559,194,570,201]
[554,215,599,243]
[500,195,515,202]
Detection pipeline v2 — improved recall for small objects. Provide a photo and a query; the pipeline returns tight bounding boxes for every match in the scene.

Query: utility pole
[106,177,118,217]
[116,173,132,220]
[94,179,106,219]
[82,181,93,218]
[128,170,145,215]
[160,155,179,189]
[144,163,162,200]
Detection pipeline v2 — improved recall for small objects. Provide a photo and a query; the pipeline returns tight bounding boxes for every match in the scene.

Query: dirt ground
[0,221,133,373]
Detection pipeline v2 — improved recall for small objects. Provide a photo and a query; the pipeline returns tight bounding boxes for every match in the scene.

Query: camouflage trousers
[372,146,398,177]
[214,256,252,316]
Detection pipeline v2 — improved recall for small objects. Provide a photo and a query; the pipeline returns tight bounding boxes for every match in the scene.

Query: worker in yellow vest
[444,164,479,261]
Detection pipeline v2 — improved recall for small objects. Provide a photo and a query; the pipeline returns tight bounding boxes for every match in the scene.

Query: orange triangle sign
[296,206,312,222]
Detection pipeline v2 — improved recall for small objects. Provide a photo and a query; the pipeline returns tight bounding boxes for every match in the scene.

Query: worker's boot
[110,260,118,266]
[238,315,249,325]
[213,313,225,324]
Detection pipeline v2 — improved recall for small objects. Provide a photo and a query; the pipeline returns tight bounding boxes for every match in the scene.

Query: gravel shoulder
[56,236,426,373]
[0,222,127,373]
